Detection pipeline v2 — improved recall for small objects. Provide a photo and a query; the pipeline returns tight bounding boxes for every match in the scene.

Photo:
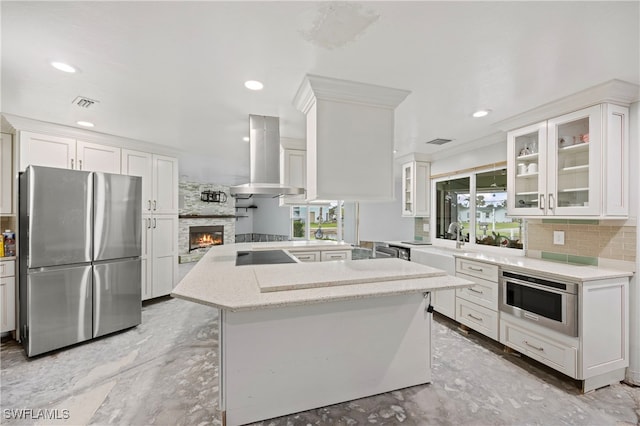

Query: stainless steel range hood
[230,115,305,198]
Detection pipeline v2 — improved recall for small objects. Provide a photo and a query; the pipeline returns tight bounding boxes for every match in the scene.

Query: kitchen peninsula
[171,241,474,426]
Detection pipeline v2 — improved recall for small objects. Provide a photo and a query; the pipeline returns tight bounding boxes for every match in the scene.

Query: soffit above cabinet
[494,79,640,132]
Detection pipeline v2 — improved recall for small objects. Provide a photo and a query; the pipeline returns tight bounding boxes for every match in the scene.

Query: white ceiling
[2,1,638,183]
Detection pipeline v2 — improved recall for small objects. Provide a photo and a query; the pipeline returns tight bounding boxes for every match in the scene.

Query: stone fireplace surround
[178,181,236,263]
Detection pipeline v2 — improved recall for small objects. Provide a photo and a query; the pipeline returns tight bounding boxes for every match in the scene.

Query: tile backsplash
[526,219,636,266]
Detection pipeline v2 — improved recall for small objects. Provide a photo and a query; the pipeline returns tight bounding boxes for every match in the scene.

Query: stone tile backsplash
[178,181,236,263]
[526,219,636,265]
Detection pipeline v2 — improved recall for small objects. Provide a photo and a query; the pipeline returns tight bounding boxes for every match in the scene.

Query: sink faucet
[456,223,465,249]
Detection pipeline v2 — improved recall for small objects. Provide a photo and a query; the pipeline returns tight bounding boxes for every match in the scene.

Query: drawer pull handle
[468,288,484,294]
[523,340,544,352]
[468,266,483,272]
[467,313,483,322]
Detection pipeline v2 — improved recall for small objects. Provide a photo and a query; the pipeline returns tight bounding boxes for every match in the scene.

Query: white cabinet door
[122,149,153,214]
[431,289,456,319]
[279,148,306,206]
[402,161,430,217]
[141,216,152,300]
[547,105,602,216]
[0,133,13,214]
[152,154,178,214]
[76,141,121,173]
[19,131,75,171]
[0,276,15,333]
[151,215,177,298]
[507,122,547,216]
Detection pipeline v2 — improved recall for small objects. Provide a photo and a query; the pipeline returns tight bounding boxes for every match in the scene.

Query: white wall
[356,179,414,243]
[252,197,291,236]
[430,141,507,176]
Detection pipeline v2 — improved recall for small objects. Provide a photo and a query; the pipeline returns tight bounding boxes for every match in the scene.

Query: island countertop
[171,242,474,312]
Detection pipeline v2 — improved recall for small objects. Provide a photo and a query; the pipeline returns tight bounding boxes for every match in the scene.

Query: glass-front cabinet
[507,103,628,218]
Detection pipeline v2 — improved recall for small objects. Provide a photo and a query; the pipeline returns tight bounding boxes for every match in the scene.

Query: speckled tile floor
[1,263,639,425]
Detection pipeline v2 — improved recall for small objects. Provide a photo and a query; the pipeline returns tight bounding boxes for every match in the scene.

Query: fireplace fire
[189,225,223,251]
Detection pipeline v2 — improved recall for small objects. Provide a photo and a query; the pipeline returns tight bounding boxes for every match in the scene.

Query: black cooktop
[236,250,297,266]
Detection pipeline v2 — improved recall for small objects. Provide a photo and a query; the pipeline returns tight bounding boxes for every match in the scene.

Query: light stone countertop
[408,245,633,282]
[171,242,474,312]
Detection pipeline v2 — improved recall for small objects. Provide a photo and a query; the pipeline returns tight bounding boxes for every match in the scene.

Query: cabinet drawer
[455,273,498,310]
[500,318,577,377]
[320,250,351,262]
[455,258,498,282]
[0,260,15,278]
[292,251,320,262]
[455,298,498,340]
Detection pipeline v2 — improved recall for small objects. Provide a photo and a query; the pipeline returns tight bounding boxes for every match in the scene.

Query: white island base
[220,293,432,426]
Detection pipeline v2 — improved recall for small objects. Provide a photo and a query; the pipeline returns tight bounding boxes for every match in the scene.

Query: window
[290,201,344,241]
[435,168,522,250]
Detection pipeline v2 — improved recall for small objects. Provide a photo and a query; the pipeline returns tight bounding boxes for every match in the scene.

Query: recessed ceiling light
[242,136,250,142]
[393,149,398,154]
[472,109,491,118]
[76,121,94,128]
[244,80,264,91]
[51,61,76,73]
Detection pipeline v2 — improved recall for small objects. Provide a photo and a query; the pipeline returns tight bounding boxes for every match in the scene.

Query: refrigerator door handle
[147,200,151,211]
[147,218,151,229]
[153,200,157,211]
[153,218,157,228]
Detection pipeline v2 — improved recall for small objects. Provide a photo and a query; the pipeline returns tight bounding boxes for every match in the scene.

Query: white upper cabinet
[294,75,410,202]
[401,159,430,217]
[122,150,178,215]
[152,154,178,214]
[0,133,13,215]
[121,149,153,212]
[19,131,75,170]
[279,137,306,206]
[76,141,121,173]
[19,131,121,173]
[507,104,627,218]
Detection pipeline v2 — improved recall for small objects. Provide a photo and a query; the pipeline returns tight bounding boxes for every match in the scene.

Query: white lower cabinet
[431,289,456,320]
[455,297,499,340]
[455,259,499,340]
[500,316,577,377]
[141,215,178,300]
[0,259,16,333]
[320,250,352,261]
[499,276,628,392]
[410,249,456,319]
[292,251,320,262]
[292,249,352,263]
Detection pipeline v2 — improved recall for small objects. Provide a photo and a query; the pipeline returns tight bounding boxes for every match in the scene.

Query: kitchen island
[171,242,473,426]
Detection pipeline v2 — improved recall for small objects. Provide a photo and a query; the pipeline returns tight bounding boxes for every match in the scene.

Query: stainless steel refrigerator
[19,166,142,357]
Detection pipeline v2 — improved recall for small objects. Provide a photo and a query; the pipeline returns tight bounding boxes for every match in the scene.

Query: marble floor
[1,263,639,425]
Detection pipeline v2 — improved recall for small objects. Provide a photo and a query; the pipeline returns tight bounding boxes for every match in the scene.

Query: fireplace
[189,225,224,251]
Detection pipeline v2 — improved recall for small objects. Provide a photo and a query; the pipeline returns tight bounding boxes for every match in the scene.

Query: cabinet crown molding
[293,74,411,114]
[494,79,640,132]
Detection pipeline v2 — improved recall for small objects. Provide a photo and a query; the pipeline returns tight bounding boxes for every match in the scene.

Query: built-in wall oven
[499,270,578,337]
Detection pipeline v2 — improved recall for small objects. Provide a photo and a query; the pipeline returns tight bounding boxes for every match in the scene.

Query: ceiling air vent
[425,138,453,145]
[72,96,99,108]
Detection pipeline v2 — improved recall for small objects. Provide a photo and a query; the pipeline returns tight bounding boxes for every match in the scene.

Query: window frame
[431,166,524,255]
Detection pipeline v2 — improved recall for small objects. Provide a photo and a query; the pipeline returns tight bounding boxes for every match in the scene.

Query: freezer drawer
[93,173,142,261]
[26,265,93,357]
[93,258,141,338]
[23,166,93,268]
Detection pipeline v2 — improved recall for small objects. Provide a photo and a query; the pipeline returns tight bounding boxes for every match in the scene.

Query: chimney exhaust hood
[230,115,305,198]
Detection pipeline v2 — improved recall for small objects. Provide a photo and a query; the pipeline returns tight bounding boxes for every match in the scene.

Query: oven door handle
[501,277,576,295]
